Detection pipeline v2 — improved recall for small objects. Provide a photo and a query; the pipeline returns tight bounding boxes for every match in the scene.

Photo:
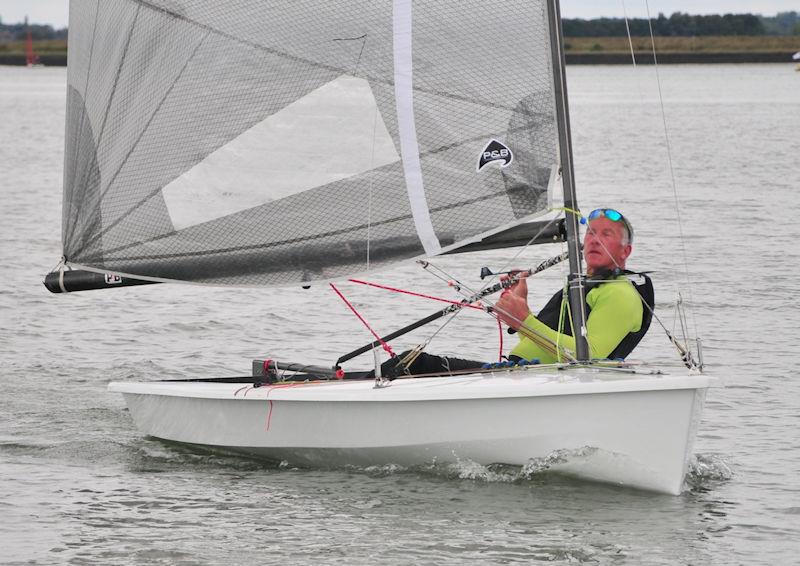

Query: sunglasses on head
[582,208,633,242]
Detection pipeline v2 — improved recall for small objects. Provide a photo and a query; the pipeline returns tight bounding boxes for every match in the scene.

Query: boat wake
[354,448,733,493]
[352,446,604,484]
[684,453,733,491]
[142,437,731,493]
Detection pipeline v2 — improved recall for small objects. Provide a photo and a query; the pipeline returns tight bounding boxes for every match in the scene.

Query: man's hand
[495,270,531,330]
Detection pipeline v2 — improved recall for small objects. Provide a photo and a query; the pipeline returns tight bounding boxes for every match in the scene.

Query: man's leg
[378,350,484,378]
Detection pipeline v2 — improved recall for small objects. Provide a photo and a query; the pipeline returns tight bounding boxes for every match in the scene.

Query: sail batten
[62,0,560,286]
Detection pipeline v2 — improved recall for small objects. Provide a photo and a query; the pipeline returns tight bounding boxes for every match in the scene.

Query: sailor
[495,207,651,364]
[382,208,652,377]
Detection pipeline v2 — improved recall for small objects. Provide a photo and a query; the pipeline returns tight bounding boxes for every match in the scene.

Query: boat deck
[109,364,718,402]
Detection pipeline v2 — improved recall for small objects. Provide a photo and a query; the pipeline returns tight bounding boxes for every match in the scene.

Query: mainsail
[62,0,560,286]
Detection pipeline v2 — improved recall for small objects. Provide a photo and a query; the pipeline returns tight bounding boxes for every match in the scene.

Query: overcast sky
[0,0,797,28]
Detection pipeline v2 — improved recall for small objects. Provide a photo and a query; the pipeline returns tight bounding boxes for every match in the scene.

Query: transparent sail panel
[62,0,558,286]
[161,75,401,230]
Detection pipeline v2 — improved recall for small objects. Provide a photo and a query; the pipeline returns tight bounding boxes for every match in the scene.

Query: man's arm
[503,281,642,362]
[495,277,569,363]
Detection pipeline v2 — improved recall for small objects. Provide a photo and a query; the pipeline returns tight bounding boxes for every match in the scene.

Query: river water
[2,63,799,565]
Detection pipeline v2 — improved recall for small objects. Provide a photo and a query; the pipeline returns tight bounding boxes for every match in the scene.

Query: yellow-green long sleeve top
[510,277,643,363]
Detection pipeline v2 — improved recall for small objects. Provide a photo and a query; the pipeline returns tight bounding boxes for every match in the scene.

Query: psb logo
[105,273,123,285]
[477,139,513,171]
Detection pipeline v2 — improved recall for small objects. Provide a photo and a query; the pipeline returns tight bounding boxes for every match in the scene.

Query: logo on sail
[477,139,513,171]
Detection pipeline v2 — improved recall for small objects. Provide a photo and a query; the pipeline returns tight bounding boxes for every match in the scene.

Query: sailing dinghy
[46,0,717,494]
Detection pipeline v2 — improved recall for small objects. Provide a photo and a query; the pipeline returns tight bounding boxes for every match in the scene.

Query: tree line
[564,11,800,37]
[0,11,798,41]
[0,21,68,42]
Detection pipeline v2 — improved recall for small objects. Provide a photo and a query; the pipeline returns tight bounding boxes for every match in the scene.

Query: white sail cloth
[62,0,559,286]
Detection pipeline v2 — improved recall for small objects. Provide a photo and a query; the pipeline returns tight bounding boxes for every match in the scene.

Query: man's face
[583,217,632,274]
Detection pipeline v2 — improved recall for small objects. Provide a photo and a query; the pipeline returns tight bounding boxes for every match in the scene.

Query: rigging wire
[419,257,572,362]
[345,278,505,361]
[417,261,472,296]
[350,31,379,374]
[477,212,563,292]
[643,0,700,345]
[335,4,701,369]
[347,279,483,309]
[332,33,377,272]
[365,37,378,272]
[416,211,584,361]
[594,0,702,368]
[578,215,699,368]
[470,211,575,360]
[425,204,694,367]
[621,0,637,67]
[677,292,691,352]
[418,290,564,362]
[365,102,379,272]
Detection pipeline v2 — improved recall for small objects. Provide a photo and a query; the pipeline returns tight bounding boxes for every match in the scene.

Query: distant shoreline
[0,54,68,66]
[1,52,796,67]
[567,51,796,64]
[2,34,798,67]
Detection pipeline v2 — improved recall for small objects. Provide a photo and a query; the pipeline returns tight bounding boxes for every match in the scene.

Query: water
[2,63,799,564]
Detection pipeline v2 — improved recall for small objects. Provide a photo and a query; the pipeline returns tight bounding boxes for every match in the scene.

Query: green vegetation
[564,35,799,54]
[0,21,67,42]
[761,11,800,35]
[0,14,797,64]
[7,35,797,59]
[563,11,799,37]
[0,39,67,55]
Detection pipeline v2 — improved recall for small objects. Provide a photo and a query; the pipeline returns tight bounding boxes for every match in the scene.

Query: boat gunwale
[108,366,720,402]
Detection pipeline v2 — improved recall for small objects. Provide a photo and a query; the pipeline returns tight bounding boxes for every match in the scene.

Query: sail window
[161,75,400,230]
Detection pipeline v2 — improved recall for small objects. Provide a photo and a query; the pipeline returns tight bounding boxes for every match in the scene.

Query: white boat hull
[109,367,717,494]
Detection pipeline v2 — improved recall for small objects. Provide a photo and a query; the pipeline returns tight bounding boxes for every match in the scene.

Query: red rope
[497,319,504,362]
[347,278,506,359]
[330,283,396,358]
[264,383,307,430]
[348,279,482,310]
[341,279,507,361]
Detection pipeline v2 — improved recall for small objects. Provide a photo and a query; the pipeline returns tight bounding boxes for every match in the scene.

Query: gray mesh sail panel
[62,0,558,286]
